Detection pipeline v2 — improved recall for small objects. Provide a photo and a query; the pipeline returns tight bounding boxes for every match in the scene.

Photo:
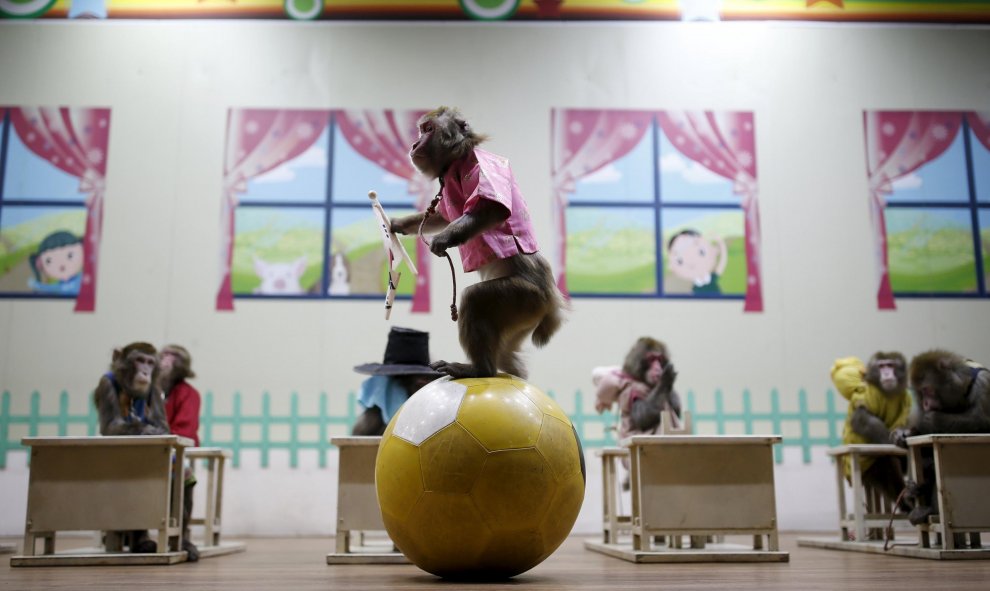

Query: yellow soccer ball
[375,375,585,579]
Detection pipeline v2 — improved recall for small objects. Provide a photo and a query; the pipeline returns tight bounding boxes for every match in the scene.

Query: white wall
[0,20,988,536]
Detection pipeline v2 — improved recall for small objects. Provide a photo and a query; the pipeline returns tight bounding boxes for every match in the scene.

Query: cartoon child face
[39,243,84,281]
[668,233,717,282]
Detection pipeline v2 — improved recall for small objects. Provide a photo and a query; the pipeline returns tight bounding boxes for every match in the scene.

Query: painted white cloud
[253,145,328,184]
[660,152,725,185]
[891,172,923,190]
[381,172,408,185]
[579,163,623,184]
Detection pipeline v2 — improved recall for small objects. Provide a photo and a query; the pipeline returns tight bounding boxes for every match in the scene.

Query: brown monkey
[391,106,565,379]
[158,344,201,562]
[93,342,170,554]
[623,338,681,432]
[832,353,912,517]
[893,350,990,526]
[94,342,169,437]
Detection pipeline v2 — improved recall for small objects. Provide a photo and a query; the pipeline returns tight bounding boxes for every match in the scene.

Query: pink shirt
[438,148,539,273]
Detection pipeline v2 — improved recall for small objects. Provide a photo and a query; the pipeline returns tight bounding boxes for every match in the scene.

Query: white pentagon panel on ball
[392,378,467,445]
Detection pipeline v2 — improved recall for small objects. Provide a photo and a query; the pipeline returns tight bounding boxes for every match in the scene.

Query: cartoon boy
[28,230,84,295]
[667,229,727,295]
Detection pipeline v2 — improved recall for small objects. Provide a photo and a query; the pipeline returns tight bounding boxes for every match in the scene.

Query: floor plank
[3,533,990,590]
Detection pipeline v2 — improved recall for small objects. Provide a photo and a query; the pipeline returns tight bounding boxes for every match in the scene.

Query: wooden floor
[3,533,990,590]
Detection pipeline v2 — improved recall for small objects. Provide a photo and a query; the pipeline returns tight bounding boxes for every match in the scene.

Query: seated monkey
[93,342,170,554]
[351,327,441,436]
[832,353,912,517]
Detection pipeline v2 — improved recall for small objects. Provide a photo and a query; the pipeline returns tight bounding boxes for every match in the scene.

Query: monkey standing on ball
[892,349,990,526]
[832,353,912,519]
[93,342,170,554]
[390,106,566,380]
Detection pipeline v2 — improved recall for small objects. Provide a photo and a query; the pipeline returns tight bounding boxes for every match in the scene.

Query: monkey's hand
[140,424,169,436]
[390,213,423,236]
[658,363,677,393]
[890,427,911,448]
[429,231,455,257]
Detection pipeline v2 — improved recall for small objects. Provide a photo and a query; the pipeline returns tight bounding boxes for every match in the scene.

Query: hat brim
[353,362,443,377]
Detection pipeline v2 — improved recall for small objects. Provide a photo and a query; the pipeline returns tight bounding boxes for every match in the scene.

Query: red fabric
[863,111,962,309]
[335,109,432,312]
[9,107,111,312]
[165,381,201,446]
[968,112,990,152]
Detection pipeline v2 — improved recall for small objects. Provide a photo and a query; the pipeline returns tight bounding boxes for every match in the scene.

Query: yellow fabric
[831,356,912,478]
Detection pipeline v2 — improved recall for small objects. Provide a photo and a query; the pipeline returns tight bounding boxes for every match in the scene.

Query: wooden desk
[826,444,908,542]
[326,436,406,564]
[587,435,787,562]
[907,434,990,553]
[186,447,245,558]
[12,435,192,566]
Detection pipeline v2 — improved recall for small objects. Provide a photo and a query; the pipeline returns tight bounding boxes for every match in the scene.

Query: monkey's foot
[908,505,936,526]
[430,360,494,379]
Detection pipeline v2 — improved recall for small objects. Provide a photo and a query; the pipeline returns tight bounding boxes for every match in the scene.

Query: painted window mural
[550,109,762,312]
[216,109,435,312]
[0,107,110,311]
[863,111,990,309]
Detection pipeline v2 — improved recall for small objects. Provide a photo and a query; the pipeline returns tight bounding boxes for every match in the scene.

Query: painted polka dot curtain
[9,107,111,312]
[335,109,431,313]
[216,109,330,311]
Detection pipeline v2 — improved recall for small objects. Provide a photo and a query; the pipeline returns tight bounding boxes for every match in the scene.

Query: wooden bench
[11,435,192,566]
[587,434,787,562]
[326,436,407,564]
[799,436,990,559]
[596,410,693,545]
[829,444,909,542]
[185,447,246,558]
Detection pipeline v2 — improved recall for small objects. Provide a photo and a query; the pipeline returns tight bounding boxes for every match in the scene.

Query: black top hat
[353,327,442,377]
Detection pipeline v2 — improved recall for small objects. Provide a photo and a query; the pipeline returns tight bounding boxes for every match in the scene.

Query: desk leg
[850,454,866,542]
[931,442,955,550]
[835,454,849,540]
[335,530,350,554]
[908,444,931,548]
[204,458,217,546]
[214,456,226,546]
[630,448,645,552]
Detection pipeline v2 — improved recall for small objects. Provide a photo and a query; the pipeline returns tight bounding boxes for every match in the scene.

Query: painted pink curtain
[968,111,990,152]
[217,109,330,310]
[9,107,111,312]
[863,111,962,310]
[657,111,762,312]
[550,109,654,294]
[335,109,432,313]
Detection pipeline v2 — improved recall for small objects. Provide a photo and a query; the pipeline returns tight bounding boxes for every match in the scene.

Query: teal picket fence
[0,388,845,469]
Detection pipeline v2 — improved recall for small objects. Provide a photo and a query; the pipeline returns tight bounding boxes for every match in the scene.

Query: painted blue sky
[238,121,416,206]
[0,205,85,229]
[2,127,86,201]
[887,129,970,203]
[885,207,973,234]
[567,122,738,204]
[972,128,990,203]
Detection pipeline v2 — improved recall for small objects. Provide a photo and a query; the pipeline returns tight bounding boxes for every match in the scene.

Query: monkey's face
[410,117,442,178]
[913,374,967,413]
[127,351,158,398]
